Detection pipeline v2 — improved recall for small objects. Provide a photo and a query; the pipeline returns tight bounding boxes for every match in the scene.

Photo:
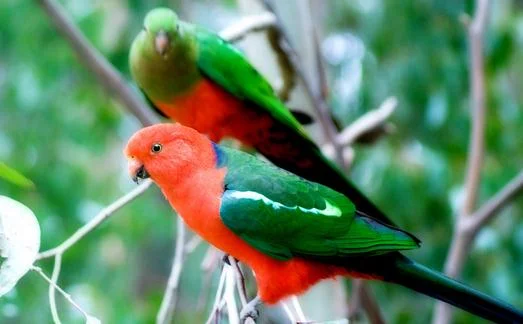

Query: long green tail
[380,256,523,323]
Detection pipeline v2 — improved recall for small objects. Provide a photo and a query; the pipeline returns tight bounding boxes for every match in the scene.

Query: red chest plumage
[156,79,274,144]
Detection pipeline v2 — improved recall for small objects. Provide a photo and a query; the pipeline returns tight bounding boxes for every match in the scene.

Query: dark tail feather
[384,256,523,323]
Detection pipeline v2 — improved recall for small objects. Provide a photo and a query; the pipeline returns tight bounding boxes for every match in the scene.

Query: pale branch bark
[359,283,385,324]
[205,266,228,324]
[263,0,344,166]
[224,266,240,324]
[37,180,153,260]
[433,1,492,323]
[32,266,100,323]
[460,0,489,220]
[49,255,62,324]
[37,0,158,126]
[337,97,397,147]
[156,218,187,324]
[322,97,398,160]
[348,279,384,324]
[219,12,276,42]
[281,302,297,323]
[290,295,307,322]
[466,169,523,235]
[229,256,248,307]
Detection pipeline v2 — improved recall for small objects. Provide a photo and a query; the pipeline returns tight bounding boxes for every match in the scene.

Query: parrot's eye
[151,143,162,153]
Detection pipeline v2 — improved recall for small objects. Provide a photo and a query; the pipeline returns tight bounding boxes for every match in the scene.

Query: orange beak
[128,158,149,184]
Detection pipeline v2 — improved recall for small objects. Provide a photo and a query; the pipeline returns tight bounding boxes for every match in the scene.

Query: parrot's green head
[143,8,180,57]
[130,7,200,101]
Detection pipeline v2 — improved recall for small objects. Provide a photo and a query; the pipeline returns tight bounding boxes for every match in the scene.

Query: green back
[196,28,313,142]
[215,145,420,261]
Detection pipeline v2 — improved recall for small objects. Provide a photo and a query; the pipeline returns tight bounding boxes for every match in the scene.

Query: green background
[1,0,522,323]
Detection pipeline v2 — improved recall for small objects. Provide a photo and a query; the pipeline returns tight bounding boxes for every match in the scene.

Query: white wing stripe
[229,190,342,217]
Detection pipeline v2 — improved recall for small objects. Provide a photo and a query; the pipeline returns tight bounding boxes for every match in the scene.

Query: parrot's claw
[240,296,261,323]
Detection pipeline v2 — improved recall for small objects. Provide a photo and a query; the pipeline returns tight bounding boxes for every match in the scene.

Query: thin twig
[156,217,187,324]
[219,12,276,43]
[466,169,523,235]
[205,266,228,324]
[281,301,297,323]
[37,0,158,126]
[433,1,491,323]
[228,256,248,307]
[322,97,398,160]
[37,180,153,260]
[49,255,62,324]
[359,284,385,324]
[224,265,240,324]
[32,266,100,322]
[337,97,397,146]
[184,235,203,254]
[291,296,306,322]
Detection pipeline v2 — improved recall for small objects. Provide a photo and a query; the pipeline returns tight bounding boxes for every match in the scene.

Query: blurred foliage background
[1,0,522,323]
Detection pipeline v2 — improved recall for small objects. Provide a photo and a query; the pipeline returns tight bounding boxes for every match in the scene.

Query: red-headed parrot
[125,123,523,323]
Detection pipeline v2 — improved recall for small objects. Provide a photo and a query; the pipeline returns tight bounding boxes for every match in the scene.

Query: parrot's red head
[124,123,215,186]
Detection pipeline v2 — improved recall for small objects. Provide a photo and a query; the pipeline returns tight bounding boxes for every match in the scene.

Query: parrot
[125,123,523,323]
[129,7,398,229]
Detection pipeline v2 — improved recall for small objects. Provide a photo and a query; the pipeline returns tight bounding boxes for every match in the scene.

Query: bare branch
[281,301,297,323]
[228,256,248,307]
[37,0,158,126]
[219,12,276,43]
[460,0,489,220]
[156,218,187,324]
[322,97,398,161]
[32,266,100,323]
[467,169,523,236]
[205,265,228,324]
[263,0,344,165]
[290,296,307,322]
[224,266,240,324]
[337,97,397,146]
[37,180,153,260]
[49,255,62,324]
[433,1,491,323]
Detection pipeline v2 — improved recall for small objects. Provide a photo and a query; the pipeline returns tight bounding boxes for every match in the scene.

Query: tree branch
[433,1,493,323]
[156,218,187,324]
[49,255,62,324]
[32,265,100,323]
[37,0,158,126]
[466,169,523,236]
[263,0,344,166]
[322,97,397,162]
[219,12,276,43]
[37,180,152,260]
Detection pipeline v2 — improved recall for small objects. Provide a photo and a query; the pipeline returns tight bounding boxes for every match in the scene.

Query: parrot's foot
[240,295,261,323]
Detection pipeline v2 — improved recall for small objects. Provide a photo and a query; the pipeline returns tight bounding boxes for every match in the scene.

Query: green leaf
[0,163,34,189]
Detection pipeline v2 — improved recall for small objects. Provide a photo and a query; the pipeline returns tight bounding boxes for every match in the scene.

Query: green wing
[216,146,420,261]
[195,27,312,141]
